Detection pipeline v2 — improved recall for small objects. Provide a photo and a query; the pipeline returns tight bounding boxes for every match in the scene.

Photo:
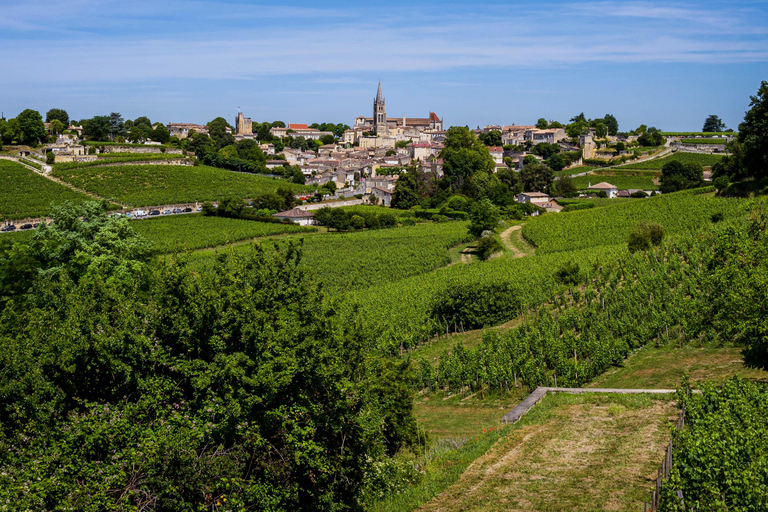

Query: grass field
[52,164,316,206]
[0,160,93,220]
[374,393,676,512]
[588,344,768,389]
[618,152,723,170]
[131,214,316,253]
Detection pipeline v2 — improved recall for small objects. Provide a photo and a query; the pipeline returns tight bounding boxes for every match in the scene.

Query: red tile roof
[289,123,309,130]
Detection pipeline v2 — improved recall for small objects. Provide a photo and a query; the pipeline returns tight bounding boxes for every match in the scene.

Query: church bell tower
[373,81,387,136]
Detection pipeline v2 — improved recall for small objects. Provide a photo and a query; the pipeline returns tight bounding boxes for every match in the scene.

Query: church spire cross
[376,81,383,102]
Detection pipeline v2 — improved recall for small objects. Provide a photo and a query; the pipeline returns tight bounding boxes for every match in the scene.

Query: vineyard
[131,214,316,253]
[188,221,474,294]
[660,378,768,511]
[522,190,743,254]
[420,232,715,394]
[680,138,728,145]
[0,160,93,220]
[348,243,626,353]
[618,152,723,170]
[52,164,316,206]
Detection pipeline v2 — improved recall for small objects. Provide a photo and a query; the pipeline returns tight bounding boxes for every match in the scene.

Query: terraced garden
[617,152,723,170]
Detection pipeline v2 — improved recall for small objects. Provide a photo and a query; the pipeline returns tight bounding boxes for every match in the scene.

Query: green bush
[476,235,503,261]
[430,281,522,332]
[627,221,664,252]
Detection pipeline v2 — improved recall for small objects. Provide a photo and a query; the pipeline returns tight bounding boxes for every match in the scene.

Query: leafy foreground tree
[738,81,768,182]
[0,201,421,511]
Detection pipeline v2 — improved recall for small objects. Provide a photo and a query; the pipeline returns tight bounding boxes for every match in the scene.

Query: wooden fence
[645,402,686,511]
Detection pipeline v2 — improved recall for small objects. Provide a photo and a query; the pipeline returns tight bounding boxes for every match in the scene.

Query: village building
[516,191,551,206]
[588,182,619,198]
[272,208,315,226]
[167,123,209,139]
[270,123,333,141]
[234,112,253,140]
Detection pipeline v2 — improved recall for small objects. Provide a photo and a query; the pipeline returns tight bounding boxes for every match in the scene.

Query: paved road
[500,386,678,425]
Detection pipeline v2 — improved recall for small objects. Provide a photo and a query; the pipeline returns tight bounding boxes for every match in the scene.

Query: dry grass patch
[588,344,768,389]
[417,393,675,512]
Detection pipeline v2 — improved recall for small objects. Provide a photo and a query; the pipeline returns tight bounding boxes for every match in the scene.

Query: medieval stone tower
[373,81,387,136]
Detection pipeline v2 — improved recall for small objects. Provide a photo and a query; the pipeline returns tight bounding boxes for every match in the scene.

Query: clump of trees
[314,207,397,231]
[660,160,704,193]
[0,200,424,511]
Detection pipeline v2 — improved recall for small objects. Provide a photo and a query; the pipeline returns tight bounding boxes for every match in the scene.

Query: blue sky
[1,0,767,131]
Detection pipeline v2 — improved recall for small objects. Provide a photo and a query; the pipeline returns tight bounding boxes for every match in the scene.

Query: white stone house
[588,182,619,198]
[272,208,315,226]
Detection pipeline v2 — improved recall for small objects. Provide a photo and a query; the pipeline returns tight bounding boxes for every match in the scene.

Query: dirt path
[499,225,531,258]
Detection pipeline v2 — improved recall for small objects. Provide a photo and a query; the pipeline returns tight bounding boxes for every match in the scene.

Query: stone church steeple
[373,81,387,136]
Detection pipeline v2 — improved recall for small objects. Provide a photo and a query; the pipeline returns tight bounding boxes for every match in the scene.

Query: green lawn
[618,152,723,170]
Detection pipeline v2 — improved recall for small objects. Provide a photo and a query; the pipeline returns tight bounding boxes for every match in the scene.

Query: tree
[475,234,503,261]
[566,121,586,138]
[478,130,502,147]
[637,129,664,147]
[320,134,336,145]
[594,122,608,139]
[531,142,560,159]
[520,163,554,193]
[712,141,748,182]
[208,117,234,149]
[738,81,768,182]
[547,153,566,172]
[390,170,420,209]
[660,160,704,193]
[554,175,577,197]
[536,118,549,129]
[108,112,126,140]
[468,198,500,237]
[82,115,112,141]
[441,127,495,187]
[48,119,65,136]
[496,166,521,194]
[703,114,727,133]
[16,109,47,145]
[45,108,69,127]
[152,124,170,143]
[570,112,587,123]
[603,114,619,136]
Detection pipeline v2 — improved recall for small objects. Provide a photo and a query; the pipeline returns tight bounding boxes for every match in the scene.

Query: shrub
[430,281,522,331]
[350,214,365,230]
[554,261,581,286]
[46,151,55,164]
[476,234,503,261]
[628,221,664,252]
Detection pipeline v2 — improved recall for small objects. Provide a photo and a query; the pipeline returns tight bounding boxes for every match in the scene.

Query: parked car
[134,210,147,217]
[124,213,132,218]
[1,225,16,232]
[149,210,160,216]
[183,207,193,213]
[162,209,172,215]
[196,206,203,212]
[33,223,40,228]
[20,223,33,230]
[172,208,182,214]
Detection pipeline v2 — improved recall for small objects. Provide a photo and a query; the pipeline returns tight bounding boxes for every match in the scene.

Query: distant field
[618,152,723,170]
[554,166,595,177]
[523,191,744,254]
[132,214,316,253]
[0,160,93,220]
[662,132,735,137]
[52,164,315,207]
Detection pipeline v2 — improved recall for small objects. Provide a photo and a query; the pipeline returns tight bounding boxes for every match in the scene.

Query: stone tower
[373,81,387,136]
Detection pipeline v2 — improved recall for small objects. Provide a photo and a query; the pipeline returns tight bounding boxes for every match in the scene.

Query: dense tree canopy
[659,160,704,193]
[520,162,554,193]
[45,108,70,127]
[0,201,421,511]
[738,81,768,182]
[16,109,47,145]
[441,127,495,188]
[702,114,727,133]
